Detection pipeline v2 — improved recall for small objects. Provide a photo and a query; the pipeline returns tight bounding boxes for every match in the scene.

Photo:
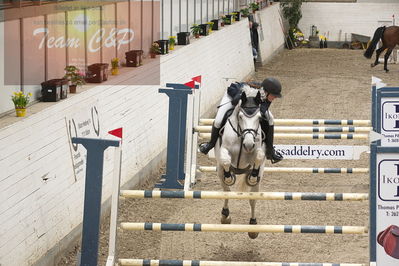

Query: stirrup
[223,171,236,186]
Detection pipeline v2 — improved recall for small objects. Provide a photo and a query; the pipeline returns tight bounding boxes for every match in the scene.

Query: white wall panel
[299,3,399,42]
[0,14,285,265]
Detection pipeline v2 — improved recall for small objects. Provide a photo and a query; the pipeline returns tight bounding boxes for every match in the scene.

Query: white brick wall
[0,18,265,266]
[256,4,286,63]
[299,3,399,42]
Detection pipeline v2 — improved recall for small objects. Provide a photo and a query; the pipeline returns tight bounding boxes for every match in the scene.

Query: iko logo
[378,160,399,201]
[382,101,399,132]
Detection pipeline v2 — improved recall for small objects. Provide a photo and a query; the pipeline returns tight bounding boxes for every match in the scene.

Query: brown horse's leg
[371,46,385,67]
[384,48,393,72]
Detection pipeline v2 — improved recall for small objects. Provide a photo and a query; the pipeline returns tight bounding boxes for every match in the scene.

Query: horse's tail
[364,26,386,59]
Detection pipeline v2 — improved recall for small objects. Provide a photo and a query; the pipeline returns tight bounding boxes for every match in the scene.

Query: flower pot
[211,19,221,30]
[15,108,26,117]
[233,11,241,21]
[86,63,109,83]
[177,32,190,45]
[169,43,175,50]
[111,68,119,75]
[195,34,200,38]
[41,79,62,102]
[156,40,169,55]
[199,24,210,36]
[224,15,232,25]
[150,53,157,58]
[69,84,77,93]
[125,50,143,67]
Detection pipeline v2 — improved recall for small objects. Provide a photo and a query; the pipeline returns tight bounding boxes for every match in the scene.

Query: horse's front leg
[248,151,265,239]
[218,147,233,224]
[248,182,260,239]
[384,48,393,72]
[217,164,232,224]
[219,146,236,186]
[247,147,265,186]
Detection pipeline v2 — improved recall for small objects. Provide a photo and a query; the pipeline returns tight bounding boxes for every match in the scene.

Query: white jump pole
[197,166,369,174]
[120,190,369,201]
[106,142,122,266]
[199,118,371,126]
[184,87,201,191]
[119,259,366,266]
[199,133,370,140]
[120,222,368,234]
[194,125,373,133]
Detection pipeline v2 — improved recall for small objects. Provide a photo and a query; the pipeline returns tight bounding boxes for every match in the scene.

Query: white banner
[274,145,369,160]
[65,99,101,180]
[376,153,399,266]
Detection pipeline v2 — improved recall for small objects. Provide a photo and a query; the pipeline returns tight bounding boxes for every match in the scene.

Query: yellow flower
[28,92,32,96]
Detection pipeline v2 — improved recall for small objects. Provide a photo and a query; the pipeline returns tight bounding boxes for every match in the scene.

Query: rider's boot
[261,121,283,164]
[199,124,220,155]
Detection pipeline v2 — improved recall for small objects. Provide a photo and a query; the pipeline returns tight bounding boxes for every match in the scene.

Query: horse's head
[236,91,262,153]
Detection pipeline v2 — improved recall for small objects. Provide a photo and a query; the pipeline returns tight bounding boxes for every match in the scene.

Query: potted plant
[199,23,210,36]
[240,8,250,17]
[222,15,232,25]
[230,13,237,23]
[111,58,119,75]
[190,24,201,38]
[63,66,85,93]
[220,16,226,27]
[11,91,31,117]
[150,42,160,58]
[206,21,214,33]
[169,36,176,50]
[250,2,259,13]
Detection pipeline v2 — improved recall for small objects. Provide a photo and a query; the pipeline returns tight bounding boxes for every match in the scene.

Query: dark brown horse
[364,26,399,72]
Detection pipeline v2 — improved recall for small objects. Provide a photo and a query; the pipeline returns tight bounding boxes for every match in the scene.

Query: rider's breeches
[214,92,234,128]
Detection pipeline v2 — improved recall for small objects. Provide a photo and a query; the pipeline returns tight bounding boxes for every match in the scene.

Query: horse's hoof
[221,215,231,224]
[248,232,259,239]
[248,218,258,239]
[246,175,260,186]
[385,69,389,73]
[371,63,375,67]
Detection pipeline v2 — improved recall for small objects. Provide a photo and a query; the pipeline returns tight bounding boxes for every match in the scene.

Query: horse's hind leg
[371,46,385,67]
[384,48,393,72]
[217,164,232,224]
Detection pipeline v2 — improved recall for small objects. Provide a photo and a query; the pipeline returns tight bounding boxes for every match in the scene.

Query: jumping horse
[364,26,399,72]
[214,86,266,239]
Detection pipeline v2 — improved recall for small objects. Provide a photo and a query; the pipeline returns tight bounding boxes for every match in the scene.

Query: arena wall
[0,6,288,264]
[299,2,399,42]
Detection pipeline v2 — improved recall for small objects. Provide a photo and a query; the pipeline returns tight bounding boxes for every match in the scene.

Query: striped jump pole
[118,259,366,266]
[197,166,369,174]
[120,223,368,234]
[194,126,372,133]
[120,190,369,201]
[198,133,369,140]
[199,119,371,126]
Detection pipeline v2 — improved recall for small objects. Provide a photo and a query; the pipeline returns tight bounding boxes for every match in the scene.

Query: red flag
[108,128,123,139]
[184,80,195,88]
[191,75,202,84]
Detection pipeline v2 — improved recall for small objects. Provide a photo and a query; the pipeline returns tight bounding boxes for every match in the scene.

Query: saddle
[377,225,399,259]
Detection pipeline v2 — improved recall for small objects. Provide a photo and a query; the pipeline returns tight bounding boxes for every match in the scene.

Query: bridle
[227,106,261,169]
[228,106,261,141]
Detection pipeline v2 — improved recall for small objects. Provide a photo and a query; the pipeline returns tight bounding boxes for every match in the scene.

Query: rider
[199,77,283,164]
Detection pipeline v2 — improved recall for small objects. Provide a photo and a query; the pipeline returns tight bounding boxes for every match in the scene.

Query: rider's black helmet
[261,77,282,98]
